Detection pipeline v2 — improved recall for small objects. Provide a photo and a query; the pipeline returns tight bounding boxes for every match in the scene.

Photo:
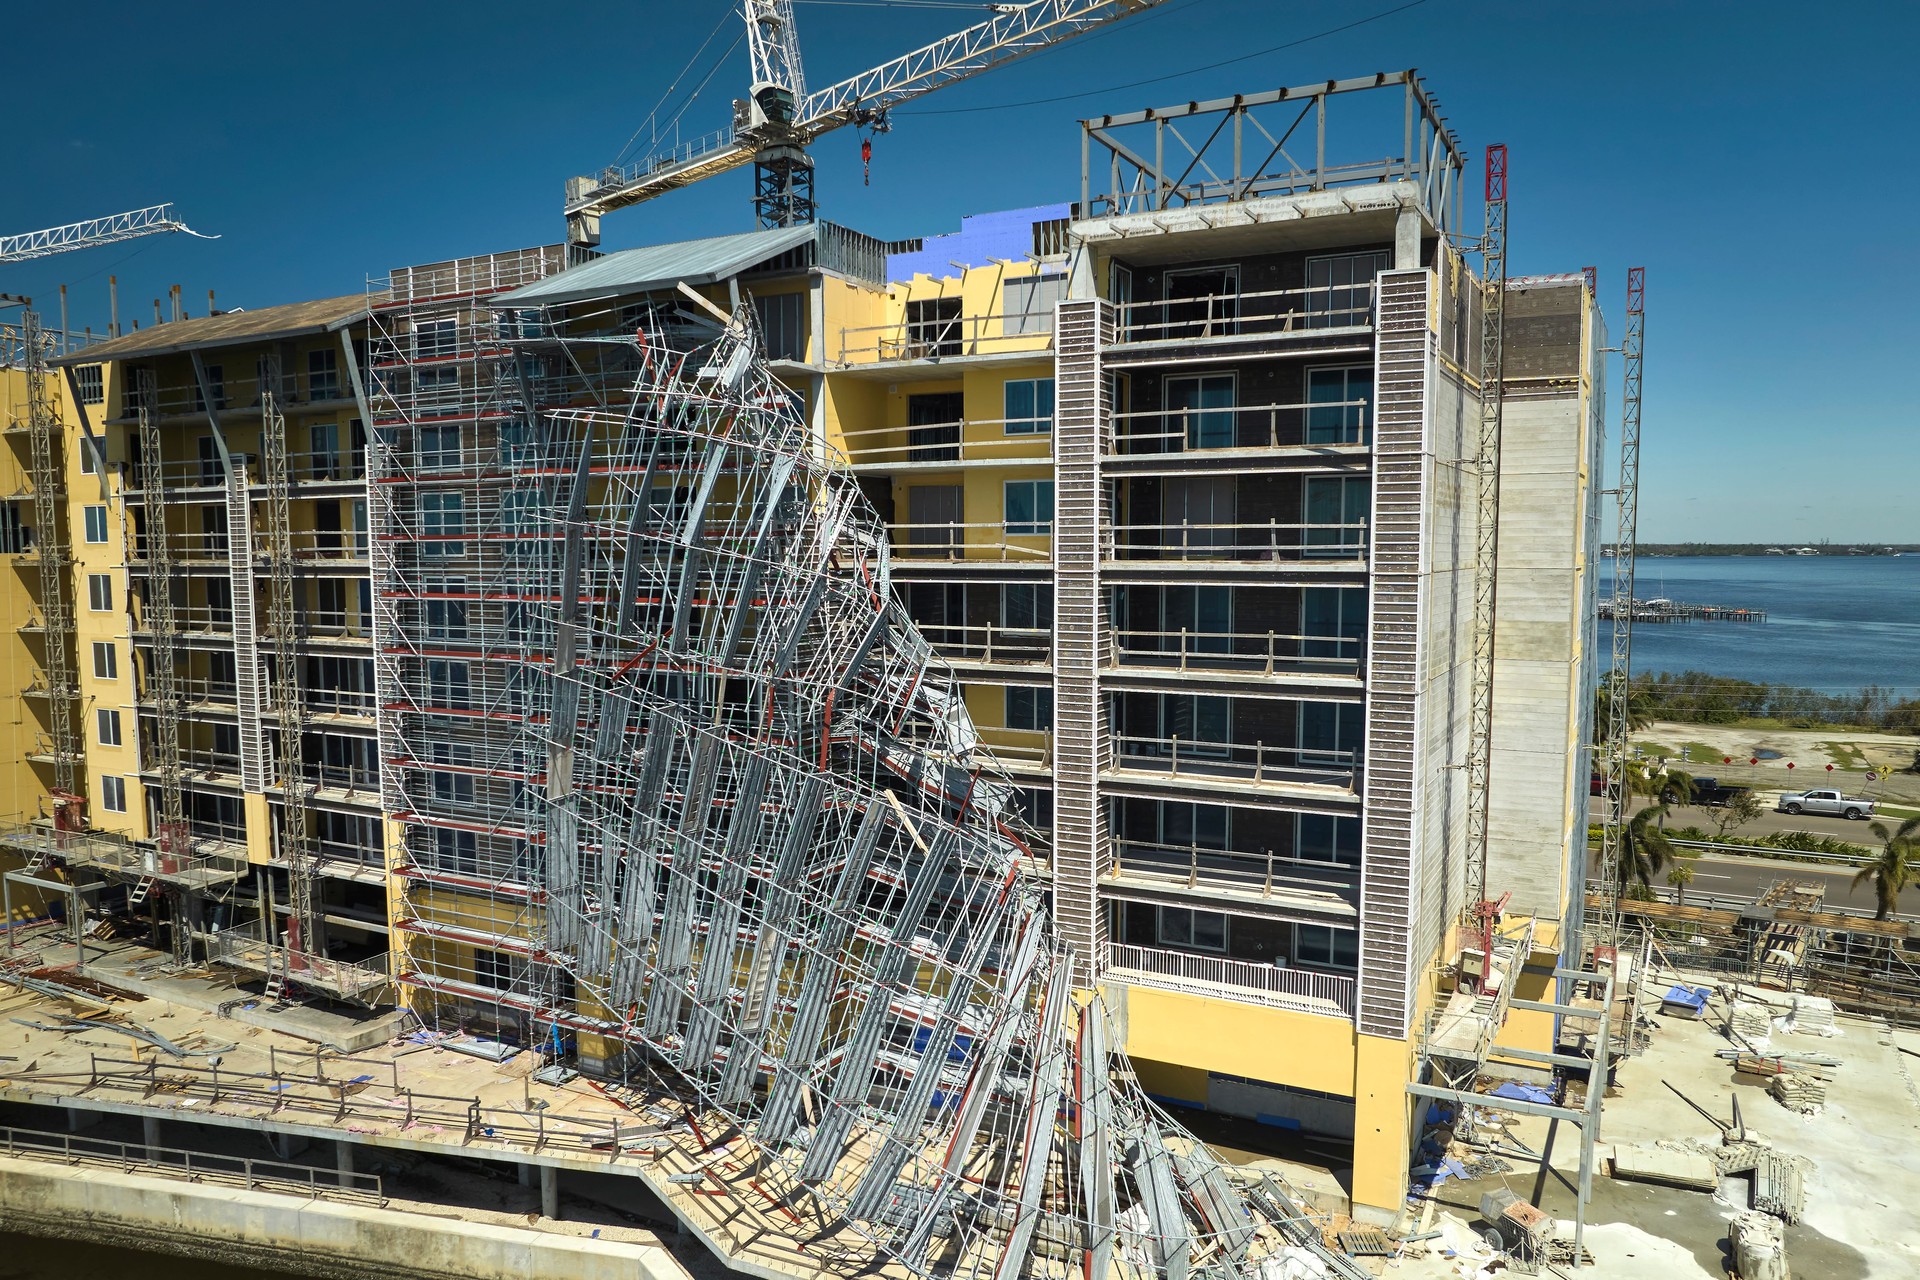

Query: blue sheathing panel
[885,204,1073,282]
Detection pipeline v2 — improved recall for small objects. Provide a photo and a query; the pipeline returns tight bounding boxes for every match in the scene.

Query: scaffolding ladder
[260,358,319,956]
[22,312,80,798]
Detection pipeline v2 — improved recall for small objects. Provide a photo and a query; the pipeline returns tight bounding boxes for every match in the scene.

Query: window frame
[1005,685,1053,733]
[83,504,110,544]
[1155,905,1229,953]
[100,775,128,814]
[87,573,113,612]
[419,491,465,557]
[1293,923,1359,971]
[1003,478,1054,537]
[92,642,118,680]
[1002,377,1055,436]
[96,708,122,747]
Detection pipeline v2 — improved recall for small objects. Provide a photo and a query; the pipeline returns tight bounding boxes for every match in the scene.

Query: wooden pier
[1597,599,1767,623]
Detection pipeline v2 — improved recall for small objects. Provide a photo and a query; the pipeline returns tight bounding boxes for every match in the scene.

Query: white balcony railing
[1106,942,1355,1018]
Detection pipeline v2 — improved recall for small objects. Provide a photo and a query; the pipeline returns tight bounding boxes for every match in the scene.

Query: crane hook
[861,136,873,187]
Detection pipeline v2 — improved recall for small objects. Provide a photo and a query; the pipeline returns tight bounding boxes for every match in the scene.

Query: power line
[615,4,741,165]
[897,0,1430,117]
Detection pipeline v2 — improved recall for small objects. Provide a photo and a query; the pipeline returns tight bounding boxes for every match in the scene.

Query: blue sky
[5,1,1914,542]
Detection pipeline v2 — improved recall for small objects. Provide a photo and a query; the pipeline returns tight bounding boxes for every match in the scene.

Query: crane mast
[566,0,1165,243]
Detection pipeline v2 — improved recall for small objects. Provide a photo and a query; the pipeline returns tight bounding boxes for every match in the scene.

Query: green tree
[1666,856,1697,909]
[1618,804,1678,895]
[1852,816,1920,920]
[1596,672,1656,737]
[1708,789,1765,841]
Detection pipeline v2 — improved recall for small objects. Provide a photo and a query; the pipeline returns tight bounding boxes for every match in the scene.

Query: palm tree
[1617,804,1678,897]
[1666,857,1696,909]
[1853,815,1920,920]
[1596,672,1656,737]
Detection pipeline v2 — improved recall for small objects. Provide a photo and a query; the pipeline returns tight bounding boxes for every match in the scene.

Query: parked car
[1661,776,1752,808]
[1776,789,1877,820]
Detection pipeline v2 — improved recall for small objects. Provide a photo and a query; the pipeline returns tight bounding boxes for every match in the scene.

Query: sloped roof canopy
[494,225,818,308]
[51,293,372,366]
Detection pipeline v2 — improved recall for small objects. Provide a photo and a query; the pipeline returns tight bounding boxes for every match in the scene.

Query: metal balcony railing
[886,521,1053,562]
[0,823,245,890]
[1110,399,1370,454]
[208,927,391,1003]
[835,308,1056,365]
[1106,520,1368,563]
[914,622,1051,665]
[1113,838,1356,899]
[1113,281,1375,344]
[1106,942,1355,1018]
[1112,733,1360,790]
[1111,627,1361,677]
[835,417,1055,468]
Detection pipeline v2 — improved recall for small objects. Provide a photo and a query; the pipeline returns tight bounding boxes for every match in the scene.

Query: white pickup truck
[1776,789,1877,820]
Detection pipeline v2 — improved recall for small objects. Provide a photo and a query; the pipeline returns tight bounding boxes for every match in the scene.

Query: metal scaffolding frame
[362,250,1360,1279]
[1596,268,1645,946]
[135,370,191,857]
[18,311,81,799]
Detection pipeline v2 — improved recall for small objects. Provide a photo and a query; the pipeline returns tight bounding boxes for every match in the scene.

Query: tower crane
[565,0,1166,245]
[0,203,209,267]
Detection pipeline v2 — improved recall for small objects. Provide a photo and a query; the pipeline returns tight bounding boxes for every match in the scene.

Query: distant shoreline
[1603,544,1918,557]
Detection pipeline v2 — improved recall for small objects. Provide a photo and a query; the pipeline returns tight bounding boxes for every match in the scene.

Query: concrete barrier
[0,1152,690,1280]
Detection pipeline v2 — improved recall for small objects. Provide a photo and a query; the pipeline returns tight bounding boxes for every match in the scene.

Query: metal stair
[127,876,157,908]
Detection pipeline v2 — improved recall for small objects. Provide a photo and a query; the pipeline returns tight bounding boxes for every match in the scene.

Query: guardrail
[1106,942,1355,1018]
[1670,837,1872,867]
[1111,398,1370,453]
[0,1122,383,1204]
[1113,733,1360,790]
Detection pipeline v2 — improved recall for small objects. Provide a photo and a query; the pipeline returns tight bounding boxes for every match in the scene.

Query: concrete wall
[0,1153,688,1280]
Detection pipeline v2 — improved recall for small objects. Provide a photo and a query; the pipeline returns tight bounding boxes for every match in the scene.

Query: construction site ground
[1395,961,1919,1279]
[1633,720,1920,810]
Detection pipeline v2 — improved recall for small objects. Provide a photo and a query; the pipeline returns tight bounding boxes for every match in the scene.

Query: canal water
[0,1231,322,1279]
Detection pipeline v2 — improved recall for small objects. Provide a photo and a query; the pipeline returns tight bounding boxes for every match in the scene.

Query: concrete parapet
[0,1152,690,1280]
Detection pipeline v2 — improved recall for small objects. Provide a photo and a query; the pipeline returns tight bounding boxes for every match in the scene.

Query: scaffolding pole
[1463,144,1507,923]
[136,371,188,856]
[21,312,79,798]
[261,357,319,955]
[1597,268,1645,947]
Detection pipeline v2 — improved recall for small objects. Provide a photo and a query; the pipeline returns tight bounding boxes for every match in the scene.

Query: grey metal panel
[681,755,771,1069]
[493,225,818,307]
[644,735,722,1038]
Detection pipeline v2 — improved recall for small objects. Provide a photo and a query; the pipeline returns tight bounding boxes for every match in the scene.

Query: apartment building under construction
[1,72,1602,1221]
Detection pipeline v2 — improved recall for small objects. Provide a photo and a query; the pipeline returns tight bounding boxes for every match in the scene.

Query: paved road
[1655,801,1893,844]
[1677,853,1920,919]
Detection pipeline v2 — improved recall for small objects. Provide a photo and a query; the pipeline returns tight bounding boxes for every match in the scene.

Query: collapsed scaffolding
[362,252,1366,1280]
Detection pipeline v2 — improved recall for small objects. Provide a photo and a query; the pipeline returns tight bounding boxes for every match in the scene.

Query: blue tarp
[1490,1081,1556,1105]
[1662,984,1711,1012]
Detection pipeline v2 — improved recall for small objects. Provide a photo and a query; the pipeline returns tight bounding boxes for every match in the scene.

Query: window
[92,642,117,680]
[1298,701,1362,767]
[473,947,514,990]
[1166,374,1235,450]
[83,505,109,543]
[96,709,122,747]
[1305,366,1373,445]
[1164,266,1239,339]
[498,417,541,468]
[87,574,113,612]
[1001,583,1052,632]
[414,317,458,358]
[100,776,127,814]
[315,579,347,631]
[1302,587,1366,661]
[416,364,460,409]
[192,364,226,411]
[1004,273,1066,335]
[425,581,468,641]
[1004,479,1054,536]
[198,436,222,484]
[307,348,341,401]
[205,576,233,627]
[79,437,100,474]
[1156,906,1227,952]
[310,422,341,479]
[207,650,237,697]
[906,391,962,462]
[1296,814,1360,866]
[752,292,807,362]
[431,742,476,805]
[418,424,463,470]
[1006,686,1053,732]
[1304,475,1369,555]
[1164,476,1236,555]
[906,297,962,358]
[73,364,104,405]
[1305,251,1387,328]
[1294,924,1358,971]
[1002,378,1055,435]
[501,487,544,533]
[420,492,464,556]
[200,506,229,557]
[427,659,470,710]
[433,826,478,874]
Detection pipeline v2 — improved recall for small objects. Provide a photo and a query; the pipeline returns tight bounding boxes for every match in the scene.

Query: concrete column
[1394,205,1423,270]
[65,1106,99,1132]
[335,1139,354,1188]
[540,1164,560,1220]
[143,1115,162,1162]
[518,1161,535,1187]
[271,1131,310,1159]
